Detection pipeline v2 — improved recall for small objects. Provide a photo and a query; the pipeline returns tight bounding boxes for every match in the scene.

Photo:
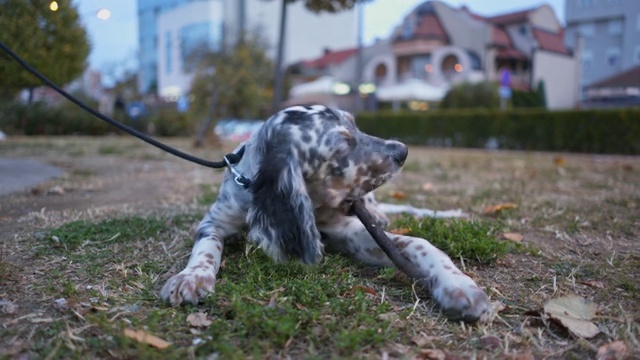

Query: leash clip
[224,155,251,189]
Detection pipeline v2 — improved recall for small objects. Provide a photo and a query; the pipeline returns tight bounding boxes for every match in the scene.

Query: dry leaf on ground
[123,328,171,349]
[580,280,605,289]
[421,182,433,192]
[543,295,600,338]
[388,190,406,199]
[502,232,524,243]
[596,340,628,360]
[0,300,16,314]
[410,332,435,347]
[483,203,517,215]
[553,156,566,167]
[416,348,446,360]
[345,285,378,297]
[186,312,212,328]
[389,227,412,235]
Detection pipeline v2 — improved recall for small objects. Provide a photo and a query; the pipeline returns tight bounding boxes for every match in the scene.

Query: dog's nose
[386,142,408,166]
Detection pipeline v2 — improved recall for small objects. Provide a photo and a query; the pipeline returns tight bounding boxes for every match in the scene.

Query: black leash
[0,41,251,188]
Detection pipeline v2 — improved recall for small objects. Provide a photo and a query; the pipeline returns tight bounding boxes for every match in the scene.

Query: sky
[74,0,565,85]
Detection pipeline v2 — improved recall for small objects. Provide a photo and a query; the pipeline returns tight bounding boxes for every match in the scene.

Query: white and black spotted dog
[161,105,489,322]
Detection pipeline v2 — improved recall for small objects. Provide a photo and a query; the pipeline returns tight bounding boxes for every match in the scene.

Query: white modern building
[139,0,357,98]
[156,0,224,99]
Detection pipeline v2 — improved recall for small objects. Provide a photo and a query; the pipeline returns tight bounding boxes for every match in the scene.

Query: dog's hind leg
[318,212,489,323]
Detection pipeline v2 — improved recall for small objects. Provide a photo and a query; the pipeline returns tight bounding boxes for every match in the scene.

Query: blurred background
[1,0,638,153]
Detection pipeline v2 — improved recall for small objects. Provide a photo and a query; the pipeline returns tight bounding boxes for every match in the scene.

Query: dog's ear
[247,142,322,264]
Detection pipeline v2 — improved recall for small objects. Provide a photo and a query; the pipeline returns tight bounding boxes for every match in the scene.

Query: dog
[161,105,489,322]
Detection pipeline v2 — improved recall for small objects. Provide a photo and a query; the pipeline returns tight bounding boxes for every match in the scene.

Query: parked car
[214,119,264,142]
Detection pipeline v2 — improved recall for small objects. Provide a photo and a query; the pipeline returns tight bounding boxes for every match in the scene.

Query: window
[410,55,432,79]
[179,21,223,72]
[608,19,623,35]
[578,0,594,7]
[519,25,527,35]
[402,19,414,39]
[582,51,593,71]
[637,13,640,31]
[578,23,595,38]
[606,48,621,67]
[165,31,172,75]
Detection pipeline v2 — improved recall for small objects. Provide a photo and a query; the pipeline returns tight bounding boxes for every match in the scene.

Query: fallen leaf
[377,312,399,322]
[267,291,279,308]
[295,303,307,310]
[596,340,628,360]
[503,353,534,360]
[0,300,16,314]
[186,312,212,328]
[411,332,435,347]
[553,156,566,167]
[491,300,507,314]
[416,348,446,360]
[124,328,171,349]
[47,185,66,195]
[543,295,600,338]
[389,227,412,235]
[421,182,433,192]
[388,190,406,199]
[502,232,524,243]
[480,335,501,351]
[580,280,605,289]
[483,203,517,215]
[345,285,378,297]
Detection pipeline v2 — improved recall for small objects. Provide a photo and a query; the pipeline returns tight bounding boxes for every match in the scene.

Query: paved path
[0,158,63,196]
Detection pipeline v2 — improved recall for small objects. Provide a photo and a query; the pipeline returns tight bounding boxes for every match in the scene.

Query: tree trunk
[193,90,220,148]
[270,0,288,114]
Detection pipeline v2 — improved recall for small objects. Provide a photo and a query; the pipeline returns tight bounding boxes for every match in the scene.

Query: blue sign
[499,86,512,99]
[500,68,511,87]
[126,102,147,119]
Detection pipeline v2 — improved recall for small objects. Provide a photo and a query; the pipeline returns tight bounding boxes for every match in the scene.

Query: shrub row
[356,108,640,154]
[0,99,193,136]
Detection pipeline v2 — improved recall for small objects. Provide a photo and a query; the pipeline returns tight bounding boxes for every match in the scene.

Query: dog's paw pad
[438,284,489,323]
[160,268,216,306]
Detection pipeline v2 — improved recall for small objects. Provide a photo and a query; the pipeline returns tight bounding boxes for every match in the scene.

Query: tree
[0,0,90,100]
[261,0,370,112]
[190,35,274,146]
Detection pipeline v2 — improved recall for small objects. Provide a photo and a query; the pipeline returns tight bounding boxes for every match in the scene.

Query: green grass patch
[98,145,125,155]
[46,217,169,253]
[392,216,515,264]
[198,184,219,205]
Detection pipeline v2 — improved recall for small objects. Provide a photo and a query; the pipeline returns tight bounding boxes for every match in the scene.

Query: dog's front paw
[160,267,216,306]
[432,274,489,323]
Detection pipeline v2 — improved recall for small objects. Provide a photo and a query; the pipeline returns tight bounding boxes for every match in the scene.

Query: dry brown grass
[0,136,639,359]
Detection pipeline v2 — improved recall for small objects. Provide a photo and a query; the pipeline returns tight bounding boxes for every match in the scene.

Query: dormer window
[402,20,414,39]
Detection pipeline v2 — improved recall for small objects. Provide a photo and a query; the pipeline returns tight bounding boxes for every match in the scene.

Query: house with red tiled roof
[287,1,580,110]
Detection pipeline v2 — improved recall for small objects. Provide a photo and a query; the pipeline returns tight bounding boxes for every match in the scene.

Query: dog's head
[247,105,407,263]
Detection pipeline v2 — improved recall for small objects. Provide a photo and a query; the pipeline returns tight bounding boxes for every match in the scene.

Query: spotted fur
[160,105,489,322]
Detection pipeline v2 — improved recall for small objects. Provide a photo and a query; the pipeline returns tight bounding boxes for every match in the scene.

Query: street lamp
[49,1,111,21]
[95,9,111,21]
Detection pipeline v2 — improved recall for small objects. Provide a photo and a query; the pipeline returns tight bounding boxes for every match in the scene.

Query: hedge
[356,108,640,155]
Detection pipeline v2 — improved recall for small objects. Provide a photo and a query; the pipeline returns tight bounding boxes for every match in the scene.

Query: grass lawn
[1,136,639,359]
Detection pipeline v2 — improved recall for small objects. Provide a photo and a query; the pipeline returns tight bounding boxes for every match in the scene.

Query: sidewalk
[0,158,63,196]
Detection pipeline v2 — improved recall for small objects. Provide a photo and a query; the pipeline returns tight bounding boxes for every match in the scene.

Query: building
[564,0,640,90]
[137,0,357,97]
[288,1,580,110]
[156,0,224,99]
